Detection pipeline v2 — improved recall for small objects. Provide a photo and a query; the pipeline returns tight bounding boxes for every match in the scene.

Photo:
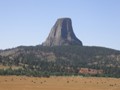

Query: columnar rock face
[42,18,83,46]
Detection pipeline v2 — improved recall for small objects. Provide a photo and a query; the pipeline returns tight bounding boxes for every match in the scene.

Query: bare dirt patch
[0,76,119,90]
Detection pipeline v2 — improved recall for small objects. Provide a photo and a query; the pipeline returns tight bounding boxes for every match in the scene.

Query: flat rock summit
[42,18,83,46]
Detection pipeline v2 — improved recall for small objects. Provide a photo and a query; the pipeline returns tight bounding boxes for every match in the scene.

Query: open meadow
[0,76,120,90]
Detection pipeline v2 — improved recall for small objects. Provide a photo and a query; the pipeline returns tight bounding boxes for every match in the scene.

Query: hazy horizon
[0,0,120,50]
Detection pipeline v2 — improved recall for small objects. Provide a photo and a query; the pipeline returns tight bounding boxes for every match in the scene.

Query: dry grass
[0,76,120,90]
[0,65,23,70]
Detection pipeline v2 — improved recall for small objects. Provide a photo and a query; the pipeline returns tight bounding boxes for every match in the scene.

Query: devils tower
[42,18,83,46]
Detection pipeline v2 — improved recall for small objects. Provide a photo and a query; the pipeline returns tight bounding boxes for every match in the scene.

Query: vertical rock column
[42,18,83,46]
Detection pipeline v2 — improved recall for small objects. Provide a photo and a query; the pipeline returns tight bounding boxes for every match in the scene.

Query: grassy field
[0,76,120,90]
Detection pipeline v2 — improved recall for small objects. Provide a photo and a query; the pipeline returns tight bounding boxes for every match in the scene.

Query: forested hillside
[0,46,120,77]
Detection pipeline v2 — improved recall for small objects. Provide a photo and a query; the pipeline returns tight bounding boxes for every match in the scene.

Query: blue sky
[0,0,120,50]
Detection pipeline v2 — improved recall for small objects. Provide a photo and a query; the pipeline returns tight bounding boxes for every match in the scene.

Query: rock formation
[79,68,103,75]
[42,18,83,46]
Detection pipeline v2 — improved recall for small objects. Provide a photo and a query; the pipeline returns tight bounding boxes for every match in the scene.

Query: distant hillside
[0,46,120,77]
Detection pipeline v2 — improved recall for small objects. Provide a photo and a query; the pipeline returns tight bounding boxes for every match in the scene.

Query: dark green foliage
[0,45,120,77]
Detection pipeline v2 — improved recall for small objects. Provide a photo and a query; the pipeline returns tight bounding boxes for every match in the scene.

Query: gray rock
[42,18,83,46]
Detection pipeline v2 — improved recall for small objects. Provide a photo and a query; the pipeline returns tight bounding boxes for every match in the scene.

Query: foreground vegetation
[0,68,119,78]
